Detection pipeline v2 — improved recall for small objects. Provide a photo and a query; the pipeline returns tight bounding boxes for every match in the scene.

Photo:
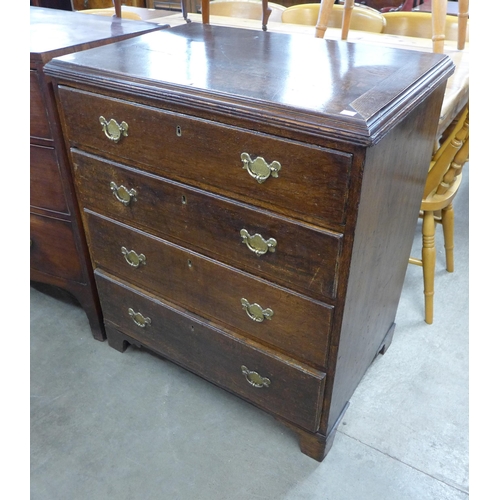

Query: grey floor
[30,167,469,500]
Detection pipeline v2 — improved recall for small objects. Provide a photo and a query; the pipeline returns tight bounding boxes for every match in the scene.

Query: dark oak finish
[97,270,327,432]
[30,7,165,340]
[85,210,334,367]
[58,86,353,229]
[71,150,343,301]
[46,23,453,460]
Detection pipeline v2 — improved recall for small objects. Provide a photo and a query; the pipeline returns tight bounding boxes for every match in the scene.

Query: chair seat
[282,3,386,32]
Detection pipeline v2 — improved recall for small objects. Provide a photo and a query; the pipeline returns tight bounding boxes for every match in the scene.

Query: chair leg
[422,210,436,324]
[340,0,354,40]
[201,0,209,24]
[441,203,455,273]
[457,0,469,50]
[431,0,447,53]
[315,0,334,38]
[180,0,191,22]
[262,0,272,31]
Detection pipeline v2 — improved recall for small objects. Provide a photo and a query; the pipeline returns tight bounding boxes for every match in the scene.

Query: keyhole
[181,195,187,205]
[176,125,182,137]
[187,259,193,268]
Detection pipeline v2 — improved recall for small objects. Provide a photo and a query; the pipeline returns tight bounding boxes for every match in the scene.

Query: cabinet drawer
[96,270,327,432]
[59,86,352,229]
[30,70,51,140]
[86,212,334,367]
[30,213,83,282]
[72,150,342,300]
[30,145,68,214]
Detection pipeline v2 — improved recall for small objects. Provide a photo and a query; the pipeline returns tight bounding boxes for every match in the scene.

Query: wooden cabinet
[30,7,165,340]
[45,23,453,459]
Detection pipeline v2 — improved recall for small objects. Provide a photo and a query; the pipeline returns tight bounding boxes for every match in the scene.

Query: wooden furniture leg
[441,204,455,273]
[457,0,469,50]
[262,0,272,31]
[340,0,354,39]
[180,0,190,22]
[112,0,121,17]
[315,0,354,39]
[431,0,446,53]
[201,0,209,23]
[315,0,334,38]
[422,210,436,324]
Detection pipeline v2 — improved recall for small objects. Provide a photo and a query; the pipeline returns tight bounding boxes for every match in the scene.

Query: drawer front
[30,70,51,140]
[30,213,83,282]
[86,212,333,367]
[59,86,352,229]
[96,270,327,432]
[72,150,342,300]
[30,145,68,214]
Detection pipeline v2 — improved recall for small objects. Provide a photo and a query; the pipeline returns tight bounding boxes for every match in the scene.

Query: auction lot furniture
[30,7,164,340]
[45,23,453,459]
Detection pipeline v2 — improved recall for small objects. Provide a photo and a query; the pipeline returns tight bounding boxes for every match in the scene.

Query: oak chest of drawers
[30,7,164,340]
[45,24,453,460]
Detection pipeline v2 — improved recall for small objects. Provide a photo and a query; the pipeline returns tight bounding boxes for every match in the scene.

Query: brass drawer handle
[128,308,151,328]
[121,247,146,268]
[110,181,137,206]
[241,153,281,184]
[241,298,273,322]
[240,229,277,256]
[99,116,128,143]
[241,365,271,388]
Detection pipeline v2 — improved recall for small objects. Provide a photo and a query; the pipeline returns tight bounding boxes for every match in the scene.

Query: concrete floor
[30,167,469,500]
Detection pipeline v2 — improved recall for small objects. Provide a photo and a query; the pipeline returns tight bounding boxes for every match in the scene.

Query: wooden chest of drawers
[30,7,164,340]
[45,24,453,460]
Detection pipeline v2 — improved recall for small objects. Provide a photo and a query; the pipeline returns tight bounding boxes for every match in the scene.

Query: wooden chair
[144,0,276,30]
[315,0,469,53]
[208,0,286,23]
[282,3,386,33]
[382,11,469,46]
[408,104,469,324]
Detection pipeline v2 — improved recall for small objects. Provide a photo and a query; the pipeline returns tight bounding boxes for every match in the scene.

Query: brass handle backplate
[110,181,137,206]
[241,365,271,388]
[241,153,281,184]
[128,308,151,328]
[241,298,273,322]
[240,229,277,256]
[121,247,146,268]
[99,116,128,143]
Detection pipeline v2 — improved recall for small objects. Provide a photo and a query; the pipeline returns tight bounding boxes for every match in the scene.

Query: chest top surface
[30,6,163,60]
[45,23,454,145]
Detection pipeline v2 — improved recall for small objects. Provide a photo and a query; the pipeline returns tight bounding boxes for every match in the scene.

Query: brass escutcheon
[241,298,273,322]
[241,153,281,184]
[128,308,151,328]
[121,247,146,268]
[241,365,271,388]
[240,229,277,256]
[99,116,128,143]
[110,181,137,206]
